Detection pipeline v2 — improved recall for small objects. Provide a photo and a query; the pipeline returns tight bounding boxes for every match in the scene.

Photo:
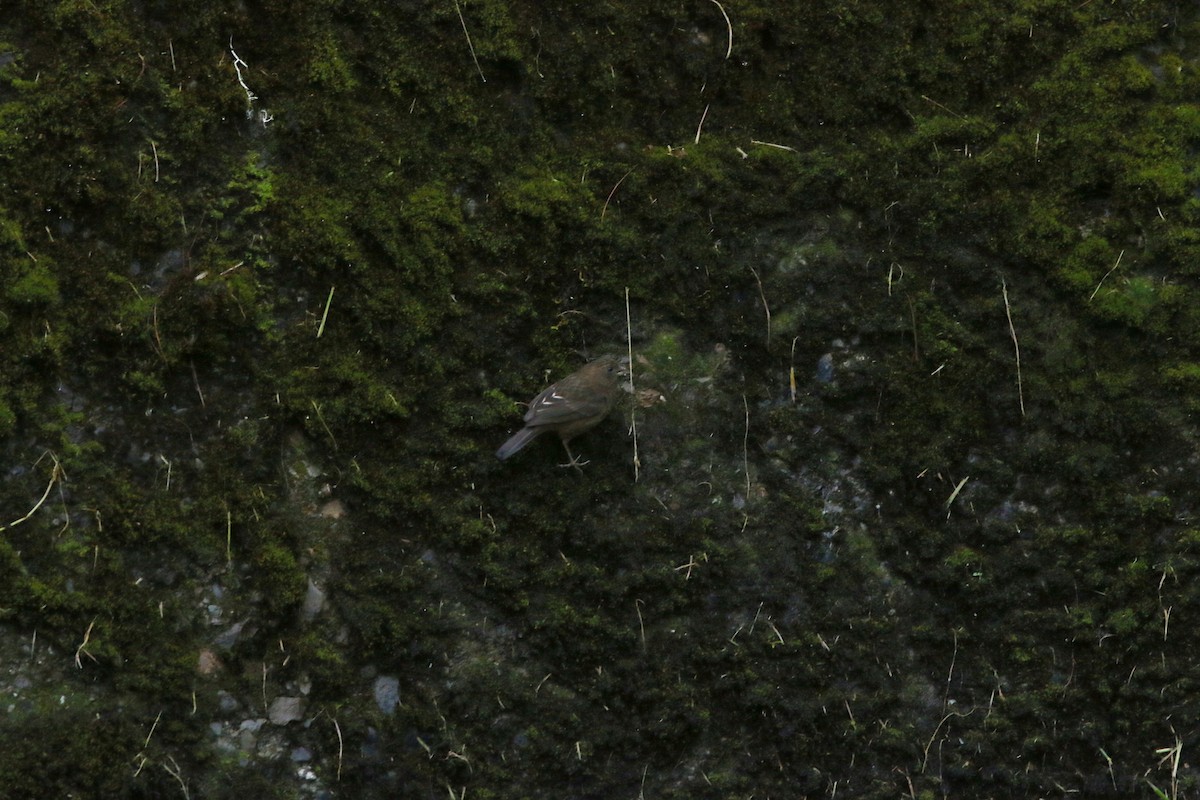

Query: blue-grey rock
[301,579,326,621]
[373,675,400,715]
[268,696,305,726]
[815,353,835,383]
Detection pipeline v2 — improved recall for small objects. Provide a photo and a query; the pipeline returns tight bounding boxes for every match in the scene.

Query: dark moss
[4,0,1200,796]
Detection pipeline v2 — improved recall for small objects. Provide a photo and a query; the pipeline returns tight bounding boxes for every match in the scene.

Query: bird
[496,355,625,468]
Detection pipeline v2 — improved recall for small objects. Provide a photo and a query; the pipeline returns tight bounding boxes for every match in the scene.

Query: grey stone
[373,675,400,715]
[268,696,305,726]
[301,579,326,621]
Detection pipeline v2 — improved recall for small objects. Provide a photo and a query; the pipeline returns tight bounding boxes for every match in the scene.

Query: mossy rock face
[4,1,1200,797]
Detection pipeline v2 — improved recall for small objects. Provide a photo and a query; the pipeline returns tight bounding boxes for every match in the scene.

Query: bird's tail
[496,427,540,460]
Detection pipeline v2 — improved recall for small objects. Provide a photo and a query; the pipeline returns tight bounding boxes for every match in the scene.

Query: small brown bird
[496,355,624,467]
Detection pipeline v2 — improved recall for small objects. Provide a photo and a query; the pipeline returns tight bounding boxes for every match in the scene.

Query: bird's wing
[523,383,608,426]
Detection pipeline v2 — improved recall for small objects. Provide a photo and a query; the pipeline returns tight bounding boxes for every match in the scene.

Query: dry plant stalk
[789,336,799,403]
[749,266,771,346]
[1,451,62,532]
[694,103,710,145]
[945,475,970,517]
[1001,278,1025,417]
[709,0,733,59]
[625,287,640,480]
[454,0,486,83]
[602,169,633,222]
[742,394,751,502]
[1089,249,1125,301]
[317,285,335,338]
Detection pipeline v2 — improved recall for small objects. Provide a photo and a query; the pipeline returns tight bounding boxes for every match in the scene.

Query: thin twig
[625,287,639,481]
[1,452,61,532]
[635,599,646,652]
[311,400,337,449]
[144,710,163,748]
[694,103,710,145]
[190,361,206,407]
[750,139,795,152]
[789,336,799,403]
[601,169,633,222]
[317,285,335,338]
[162,756,190,799]
[942,629,958,712]
[151,303,165,360]
[945,476,969,517]
[1089,249,1125,302]
[74,618,97,669]
[920,94,965,119]
[229,40,257,116]
[921,709,974,773]
[333,717,344,780]
[742,394,751,503]
[454,0,487,83]
[709,0,733,59]
[1001,278,1025,417]
[748,266,771,346]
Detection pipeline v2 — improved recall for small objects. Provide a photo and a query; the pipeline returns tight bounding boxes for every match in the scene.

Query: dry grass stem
[229,40,257,112]
[333,716,344,780]
[1089,249,1125,301]
[1153,730,1182,800]
[921,709,974,772]
[742,394,751,502]
[945,476,969,517]
[317,285,335,338]
[789,336,799,403]
[625,287,640,481]
[1001,278,1025,416]
[162,755,190,799]
[74,617,97,668]
[748,266,770,346]
[1099,748,1118,791]
[694,103,710,145]
[190,360,206,407]
[920,94,965,118]
[152,303,165,360]
[709,0,733,59]
[2,451,62,532]
[144,710,163,748]
[311,400,337,449]
[635,598,646,652]
[602,169,633,221]
[454,0,487,83]
[943,629,958,711]
[750,139,795,152]
[887,261,903,296]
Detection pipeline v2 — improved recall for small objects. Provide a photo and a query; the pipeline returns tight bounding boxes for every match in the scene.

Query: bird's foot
[558,454,589,470]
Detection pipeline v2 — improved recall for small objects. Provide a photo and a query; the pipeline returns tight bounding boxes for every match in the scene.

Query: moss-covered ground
[2,1,1200,797]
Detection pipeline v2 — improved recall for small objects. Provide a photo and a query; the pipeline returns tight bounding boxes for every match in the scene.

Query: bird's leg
[558,440,589,470]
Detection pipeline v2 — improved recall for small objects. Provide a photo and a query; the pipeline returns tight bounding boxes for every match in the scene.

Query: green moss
[252,539,307,615]
[2,0,1200,796]
[7,260,60,305]
[1104,607,1140,636]
[307,31,358,90]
